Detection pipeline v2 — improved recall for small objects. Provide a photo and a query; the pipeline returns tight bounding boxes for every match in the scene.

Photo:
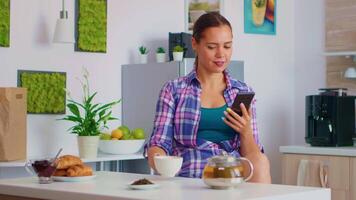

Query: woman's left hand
[223,103,253,136]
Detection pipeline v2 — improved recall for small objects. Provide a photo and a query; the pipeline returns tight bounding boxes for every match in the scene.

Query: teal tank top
[197,104,236,143]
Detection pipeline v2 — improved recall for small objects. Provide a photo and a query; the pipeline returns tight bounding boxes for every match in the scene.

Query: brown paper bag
[0,88,27,161]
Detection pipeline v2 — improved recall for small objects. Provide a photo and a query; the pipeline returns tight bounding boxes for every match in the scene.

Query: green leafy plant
[156,47,165,54]
[173,45,184,52]
[139,46,149,55]
[61,68,120,136]
[254,0,266,8]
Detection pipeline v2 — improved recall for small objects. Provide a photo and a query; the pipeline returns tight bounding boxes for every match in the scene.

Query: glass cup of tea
[25,159,57,184]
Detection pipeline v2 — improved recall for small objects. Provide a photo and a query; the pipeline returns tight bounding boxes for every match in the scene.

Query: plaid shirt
[146,70,263,178]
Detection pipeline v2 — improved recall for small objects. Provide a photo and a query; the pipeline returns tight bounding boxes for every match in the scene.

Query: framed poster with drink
[244,0,276,35]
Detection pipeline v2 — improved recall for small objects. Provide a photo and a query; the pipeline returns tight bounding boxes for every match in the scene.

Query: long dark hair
[193,12,232,67]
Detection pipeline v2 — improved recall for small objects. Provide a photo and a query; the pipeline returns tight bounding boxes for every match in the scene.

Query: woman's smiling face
[192,25,233,73]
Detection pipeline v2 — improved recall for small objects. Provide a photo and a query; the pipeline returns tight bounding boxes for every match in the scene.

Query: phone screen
[231,92,255,115]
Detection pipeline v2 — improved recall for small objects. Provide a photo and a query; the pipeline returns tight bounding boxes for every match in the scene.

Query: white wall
[294,0,326,145]
[0,0,185,158]
[224,0,295,183]
[0,0,325,183]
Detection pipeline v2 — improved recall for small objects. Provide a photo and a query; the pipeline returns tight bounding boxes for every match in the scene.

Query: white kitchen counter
[0,171,330,200]
[280,145,356,156]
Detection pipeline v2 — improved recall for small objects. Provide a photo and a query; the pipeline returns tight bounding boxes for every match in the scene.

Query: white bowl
[154,156,183,177]
[98,140,145,154]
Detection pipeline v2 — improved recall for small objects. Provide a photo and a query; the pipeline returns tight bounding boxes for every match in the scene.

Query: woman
[146,12,271,183]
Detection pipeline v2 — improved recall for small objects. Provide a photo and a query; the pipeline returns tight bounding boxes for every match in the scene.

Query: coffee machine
[305,88,355,146]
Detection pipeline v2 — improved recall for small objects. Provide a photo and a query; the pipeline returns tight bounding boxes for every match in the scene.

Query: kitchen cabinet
[352,158,356,200]
[280,146,356,200]
[325,0,356,93]
[282,154,349,200]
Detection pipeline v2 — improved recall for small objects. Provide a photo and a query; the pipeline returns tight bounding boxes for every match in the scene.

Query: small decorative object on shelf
[173,45,184,61]
[60,68,121,159]
[156,47,166,63]
[139,46,149,64]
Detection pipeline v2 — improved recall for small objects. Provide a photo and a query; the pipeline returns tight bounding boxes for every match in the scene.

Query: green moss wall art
[0,0,10,47]
[76,0,107,53]
[17,70,67,114]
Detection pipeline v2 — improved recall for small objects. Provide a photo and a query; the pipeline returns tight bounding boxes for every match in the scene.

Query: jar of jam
[25,159,56,184]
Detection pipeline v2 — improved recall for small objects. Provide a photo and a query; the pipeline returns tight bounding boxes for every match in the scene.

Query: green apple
[100,133,111,140]
[132,128,145,139]
[121,132,132,140]
[118,125,130,135]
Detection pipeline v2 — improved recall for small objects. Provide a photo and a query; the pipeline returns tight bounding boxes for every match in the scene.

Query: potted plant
[156,47,166,63]
[173,45,184,61]
[61,68,120,159]
[139,46,149,64]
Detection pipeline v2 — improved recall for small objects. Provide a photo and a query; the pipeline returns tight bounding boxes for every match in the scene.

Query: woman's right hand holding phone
[222,103,253,137]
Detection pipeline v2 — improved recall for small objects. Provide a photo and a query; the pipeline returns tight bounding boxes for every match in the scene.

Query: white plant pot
[156,53,166,63]
[173,52,184,61]
[77,136,99,159]
[140,54,148,64]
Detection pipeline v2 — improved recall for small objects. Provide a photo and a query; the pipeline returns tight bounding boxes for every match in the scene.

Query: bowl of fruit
[98,125,146,154]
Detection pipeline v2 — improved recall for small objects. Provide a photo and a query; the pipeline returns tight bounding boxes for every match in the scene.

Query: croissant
[55,155,83,169]
[53,169,67,176]
[67,164,93,177]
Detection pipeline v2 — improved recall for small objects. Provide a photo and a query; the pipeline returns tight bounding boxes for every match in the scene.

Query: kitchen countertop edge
[280,145,356,156]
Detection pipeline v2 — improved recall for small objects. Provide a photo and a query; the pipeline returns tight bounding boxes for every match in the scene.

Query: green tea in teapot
[203,165,244,179]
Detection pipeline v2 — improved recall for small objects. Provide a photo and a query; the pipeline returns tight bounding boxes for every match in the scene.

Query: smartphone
[231,92,255,116]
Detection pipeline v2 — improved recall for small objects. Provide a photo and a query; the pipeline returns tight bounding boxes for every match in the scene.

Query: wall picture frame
[185,0,224,32]
[17,70,67,114]
[244,0,276,35]
[75,0,107,53]
[0,0,10,47]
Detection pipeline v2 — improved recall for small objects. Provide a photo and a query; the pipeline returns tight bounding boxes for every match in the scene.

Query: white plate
[52,175,96,182]
[128,183,160,190]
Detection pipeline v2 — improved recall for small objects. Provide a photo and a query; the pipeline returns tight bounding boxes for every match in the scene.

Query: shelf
[324,51,356,56]
[82,152,144,163]
[0,152,144,168]
[280,145,356,156]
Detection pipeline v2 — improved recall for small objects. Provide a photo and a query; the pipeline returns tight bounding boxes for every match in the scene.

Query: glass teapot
[202,152,254,189]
